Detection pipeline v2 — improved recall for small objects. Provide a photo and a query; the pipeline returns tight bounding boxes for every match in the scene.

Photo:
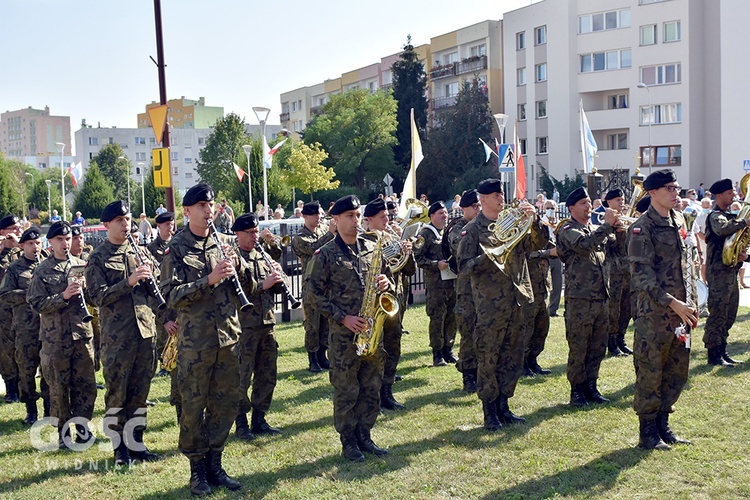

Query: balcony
[279,112,290,122]
[431,95,457,111]
[310,105,323,117]
[456,55,488,75]
[380,82,394,92]
[429,63,456,80]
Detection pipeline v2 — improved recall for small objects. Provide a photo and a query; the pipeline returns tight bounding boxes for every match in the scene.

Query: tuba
[723,173,750,266]
[381,224,424,273]
[354,232,399,358]
[398,198,431,229]
[480,199,535,271]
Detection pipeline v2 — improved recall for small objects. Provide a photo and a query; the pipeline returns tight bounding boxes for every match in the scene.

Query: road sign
[383,173,393,185]
[147,105,169,145]
[152,147,172,188]
[498,143,515,173]
[744,159,750,172]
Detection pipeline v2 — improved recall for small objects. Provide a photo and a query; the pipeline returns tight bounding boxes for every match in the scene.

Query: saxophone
[354,232,399,358]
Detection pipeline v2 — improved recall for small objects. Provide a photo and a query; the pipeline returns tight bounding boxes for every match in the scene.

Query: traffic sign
[383,173,393,185]
[744,159,750,172]
[152,147,172,188]
[147,105,169,145]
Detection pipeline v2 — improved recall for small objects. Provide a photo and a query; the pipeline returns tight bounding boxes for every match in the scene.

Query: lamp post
[55,142,66,221]
[45,179,52,221]
[637,82,652,175]
[241,144,253,212]
[137,162,146,215]
[118,155,132,208]
[253,106,271,220]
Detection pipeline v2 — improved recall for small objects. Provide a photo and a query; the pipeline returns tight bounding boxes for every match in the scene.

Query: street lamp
[253,106,271,220]
[137,162,146,215]
[241,144,253,212]
[56,142,66,221]
[45,179,52,221]
[637,82,653,175]
[118,155,132,208]
[22,172,33,219]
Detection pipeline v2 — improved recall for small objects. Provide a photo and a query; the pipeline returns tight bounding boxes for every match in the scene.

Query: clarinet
[126,233,167,310]
[207,218,253,312]
[65,250,93,323]
[256,244,301,309]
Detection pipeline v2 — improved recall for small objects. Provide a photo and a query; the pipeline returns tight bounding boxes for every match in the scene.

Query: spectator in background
[49,210,61,222]
[535,193,546,211]
[553,188,560,203]
[290,208,302,219]
[221,199,235,226]
[138,213,152,244]
[214,205,230,233]
[256,200,264,218]
[697,183,706,199]
[73,211,85,225]
[274,204,285,219]
[155,204,167,216]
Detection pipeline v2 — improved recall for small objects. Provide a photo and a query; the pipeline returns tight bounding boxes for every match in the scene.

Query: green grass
[2,304,750,498]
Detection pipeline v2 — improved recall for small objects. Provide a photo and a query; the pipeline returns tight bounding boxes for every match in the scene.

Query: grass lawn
[2,304,750,499]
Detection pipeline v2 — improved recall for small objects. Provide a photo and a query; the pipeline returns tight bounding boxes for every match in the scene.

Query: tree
[303,89,398,193]
[392,35,428,171]
[28,177,62,215]
[142,164,166,216]
[196,113,248,196]
[90,143,129,202]
[538,166,585,204]
[281,142,339,201]
[0,155,25,217]
[74,162,115,219]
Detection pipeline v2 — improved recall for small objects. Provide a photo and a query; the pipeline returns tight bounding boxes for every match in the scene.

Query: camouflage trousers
[15,328,48,404]
[329,325,384,437]
[0,305,18,386]
[475,304,526,402]
[633,314,689,419]
[303,300,329,353]
[548,258,563,315]
[169,367,180,407]
[382,314,402,385]
[564,298,608,385]
[608,272,632,339]
[101,334,155,435]
[178,345,239,459]
[237,325,278,414]
[455,295,477,372]
[397,272,411,323]
[703,269,739,349]
[154,322,168,374]
[40,337,96,426]
[525,296,550,361]
[425,286,457,351]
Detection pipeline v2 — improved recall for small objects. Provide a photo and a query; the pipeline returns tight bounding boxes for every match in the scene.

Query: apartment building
[0,106,72,168]
[136,96,224,130]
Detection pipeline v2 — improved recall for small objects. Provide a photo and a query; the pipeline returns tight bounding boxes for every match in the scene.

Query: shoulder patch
[632,227,642,235]
[563,224,572,231]
[461,230,467,236]
[314,249,320,255]
[164,247,171,255]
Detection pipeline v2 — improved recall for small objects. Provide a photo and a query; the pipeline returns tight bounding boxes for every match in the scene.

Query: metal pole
[141,169,146,215]
[45,180,51,220]
[262,120,268,220]
[127,164,132,208]
[242,145,253,212]
[56,143,66,221]
[647,90,652,175]
[153,0,175,212]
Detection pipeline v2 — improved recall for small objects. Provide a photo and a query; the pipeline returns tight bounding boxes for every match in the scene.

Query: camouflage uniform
[607,229,633,353]
[448,218,476,373]
[382,231,415,386]
[148,233,176,370]
[414,223,456,354]
[85,240,158,448]
[27,256,96,430]
[556,218,615,387]
[159,229,253,459]
[0,246,22,396]
[292,225,335,355]
[629,207,694,420]
[525,241,553,368]
[703,208,744,349]
[306,234,392,442]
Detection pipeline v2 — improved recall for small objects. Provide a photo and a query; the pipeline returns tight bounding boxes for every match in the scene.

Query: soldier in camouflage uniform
[0,214,23,403]
[415,201,457,366]
[85,200,160,465]
[27,222,97,448]
[447,190,481,392]
[456,179,547,431]
[628,169,697,450]
[307,195,394,462]
[160,184,249,495]
[556,187,617,407]
[292,201,336,372]
[0,226,49,424]
[524,221,555,377]
[703,178,749,366]
[147,211,178,378]
[70,224,101,378]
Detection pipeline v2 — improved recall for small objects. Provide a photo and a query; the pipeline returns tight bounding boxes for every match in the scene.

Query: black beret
[709,178,733,195]
[70,225,83,237]
[635,194,651,214]
[46,221,71,239]
[302,201,320,216]
[459,189,479,208]
[330,195,360,215]
[19,226,42,243]
[428,201,446,216]
[231,213,259,232]
[644,169,678,191]
[0,215,20,230]
[477,178,503,195]
[364,199,387,218]
[386,200,397,211]
[602,188,624,208]
[101,200,130,222]
[182,183,215,207]
[130,221,139,233]
[155,212,175,224]
[566,187,589,207]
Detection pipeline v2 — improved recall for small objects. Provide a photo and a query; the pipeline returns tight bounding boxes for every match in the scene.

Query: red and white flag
[232,162,245,182]
[263,138,287,169]
[67,162,82,188]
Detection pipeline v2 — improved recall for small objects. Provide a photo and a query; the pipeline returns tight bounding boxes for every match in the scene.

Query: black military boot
[251,409,281,435]
[462,370,477,393]
[527,356,551,375]
[707,346,733,366]
[234,413,255,440]
[608,336,625,357]
[356,425,389,456]
[58,426,71,450]
[23,400,38,426]
[380,383,405,410]
[570,383,589,407]
[442,346,458,364]
[721,342,743,365]
[317,347,330,370]
[433,349,447,367]
[496,395,526,424]
[522,358,536,377]
[341,433,365,462]
[584,379,610,404]
[130,427,160,461]
[656,411,691,445]
[482,400,502,431]
[638,416,671,450]
[4,378,19,403]
[42,397,50,418]
[114,440,132,466]
[189,457,212,496]
[206,450,241,491]
[75,423,93,445]
[308,352,322,373]
[617,333,633,355]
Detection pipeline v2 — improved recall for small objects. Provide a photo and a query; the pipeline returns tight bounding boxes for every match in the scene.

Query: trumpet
[126,233,167,310]
[65,250,93,323]
[263,232,291,247]
[207,218,253,312]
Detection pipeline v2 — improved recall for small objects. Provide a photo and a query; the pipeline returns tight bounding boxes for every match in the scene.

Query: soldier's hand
[62,281,82,300]
[4,232,19,245]
[740,251,748,262]
[342,315,368,333]
[262,271,284,290]
[376,274,389,292]
[127,265,153,287]
[259,228,272,240]
[669,298,699,329]
[208,257,236,286]
[328,219,337,234]
[437,259,449,271]
[519,201,536,216]
[603,208,618,226]
[164,320,178,336]
[222,244,240,268]
[402,240,413,254]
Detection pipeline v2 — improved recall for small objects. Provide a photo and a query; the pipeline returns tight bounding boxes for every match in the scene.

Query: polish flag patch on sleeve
[632,227,642,235]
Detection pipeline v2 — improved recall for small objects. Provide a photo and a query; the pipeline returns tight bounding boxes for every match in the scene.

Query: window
[172,152,179,161]
[535,63,547,82]
[293,121,299,132]
[641,24,657,45]
[518,103,527,121]
[517,67,526,86]
[579,9,631,33]
[173,167,179,174]
[297,100,303,111]
[149,137,156,145]
[470,44,486,57]
[516,32,526,50]
[443,52,458,64]
[185,172,193,179]
[519,139,527,155]
[608,94,629,109]
[445,82,459,97]
[640,145,681,166]
[537,137,548,154]
[580,49,631,72]
[135,137,146,145]
[640,63,682,85]
[607,133,628,150]
[88,137,98,146]
[664,21,681,42]
[291,101,297,112]
[536,100,547,118]
[534,25,547,45]
[640,103,682,125]
[185,157,193,164]
[136,152,147,161]
[198,137,205,145]
[368,81,376,92]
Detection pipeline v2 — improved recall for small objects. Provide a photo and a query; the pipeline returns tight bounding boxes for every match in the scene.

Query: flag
[399,108,423,218]
[579,99,598,173]
[478,138,496,163]
[263,138,287,169]
[514,121,526,200]
[67,162,82,188]
[232,162,245,182]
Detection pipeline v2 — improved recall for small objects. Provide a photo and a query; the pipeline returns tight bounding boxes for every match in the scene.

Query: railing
[429,64,456,80]
[279,112,290,122]
[431,95,457,110]
[456,55,487,75]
